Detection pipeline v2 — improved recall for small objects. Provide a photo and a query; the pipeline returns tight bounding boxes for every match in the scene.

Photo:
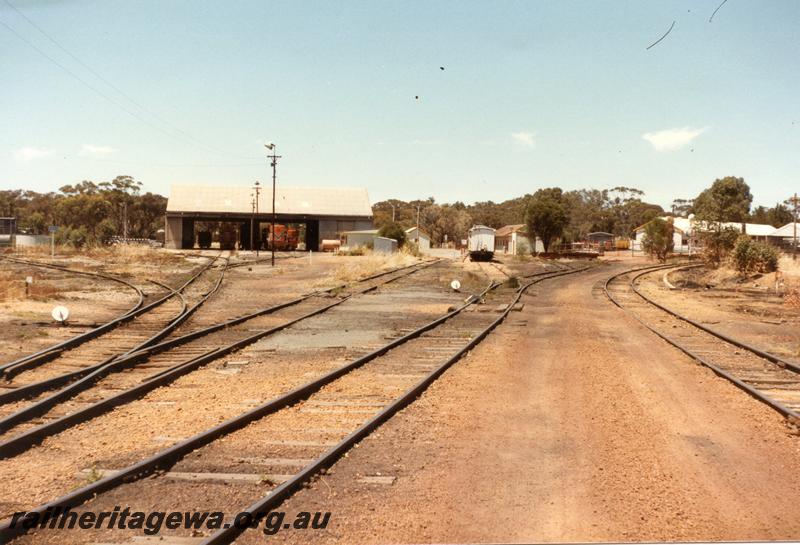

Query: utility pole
[790,192,799,261]
[264,143,281,267]
[122,201,128,240]
[250,194,256,253]
[253,181,261,257]
[390,203,396,223]
[416,204,421,245]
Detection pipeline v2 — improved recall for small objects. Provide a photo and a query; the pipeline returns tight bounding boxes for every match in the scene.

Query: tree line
[375,186,667,251]
[376,179,793,254]
[2,175,791,253]
[0,176,166,247]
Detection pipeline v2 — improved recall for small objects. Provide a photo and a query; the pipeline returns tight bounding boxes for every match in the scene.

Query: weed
[85,466,103,484]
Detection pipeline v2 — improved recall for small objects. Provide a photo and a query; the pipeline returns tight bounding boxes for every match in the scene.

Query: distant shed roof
[167,185,372,217]
[738,223,777,237]
[771,223,800,237]
[495,224,526,237]
[405,226,431,238]
[341,229,379,235]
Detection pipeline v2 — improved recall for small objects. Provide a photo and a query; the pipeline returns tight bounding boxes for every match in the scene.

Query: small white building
[633,218,690,253]
[340,229,379,249]
[495,224,544,254]
[768,222,799,248]
[736,223,777,241]
[633,215,777,253]
[373,236,398,254]
[405,226,431,251]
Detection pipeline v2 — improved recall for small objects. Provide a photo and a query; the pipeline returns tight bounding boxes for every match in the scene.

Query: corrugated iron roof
[166,184,373,217]
[737,223,777,237]
[341,229,379,235]
[633,217,775,237]
[771,223,800,237]
[405,226,431,238]
[495,224,526,237]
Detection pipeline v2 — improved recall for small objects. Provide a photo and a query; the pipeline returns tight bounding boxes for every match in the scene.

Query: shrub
[731,236,779,275]
[338,246,368,256]
[699,226,739,267]
[97,218,117,245]
[642,218,674,262]
[402,240,422,258]
[67,226,89,248]
[377,222,407,247]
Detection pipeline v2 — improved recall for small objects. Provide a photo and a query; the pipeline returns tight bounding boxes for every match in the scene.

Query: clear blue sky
[1,0,798,209]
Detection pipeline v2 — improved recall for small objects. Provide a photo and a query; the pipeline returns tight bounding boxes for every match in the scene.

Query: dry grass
[7,244,193,279]
[778,255,800,279]
[0,271,60,302]
[785,288,800,310]
[313,250,418,287]
[10,244,184,266]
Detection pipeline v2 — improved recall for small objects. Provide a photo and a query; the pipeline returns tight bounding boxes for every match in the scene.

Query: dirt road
[244,260,800,544]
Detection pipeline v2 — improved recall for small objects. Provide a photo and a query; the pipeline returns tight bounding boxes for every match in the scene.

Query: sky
[1,0,798,210]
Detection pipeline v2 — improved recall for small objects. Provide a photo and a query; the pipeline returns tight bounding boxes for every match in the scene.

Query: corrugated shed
[771,223,800,237]
[738,223,777,237]
[495,224,526,237]
[166,185,373,217]
[633,217,775,237]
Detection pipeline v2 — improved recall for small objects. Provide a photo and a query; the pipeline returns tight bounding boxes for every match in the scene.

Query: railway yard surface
[1,248,799,544]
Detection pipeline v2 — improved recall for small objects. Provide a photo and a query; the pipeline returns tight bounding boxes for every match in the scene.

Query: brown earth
[642,265,800,364]
[229,259,800,544]
[6,257,800,544]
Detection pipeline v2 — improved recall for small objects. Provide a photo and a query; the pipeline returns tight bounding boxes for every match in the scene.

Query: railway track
[0,255,223,381]
[0,257,227,438]
[605,263,800,420]
[0,263,588,544]
[0,256,146,370]
[0,260,439,457]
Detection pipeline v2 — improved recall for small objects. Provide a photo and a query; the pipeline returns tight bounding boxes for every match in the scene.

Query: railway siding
[0,264,586,544]
[606,264,800,420]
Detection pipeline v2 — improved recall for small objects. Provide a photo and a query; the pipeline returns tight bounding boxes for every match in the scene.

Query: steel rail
[0,256,145,372]
[225,251,303,269]
[0,260,432,405]
[200,264,591,544]
[0,264,227,434]
[0,263,544,541]
[0,261,220,404]
[0,258,498,542]
[604,264,800,420]
[628,265,800,374]
[0,260,439,456]
[134,257,229,350]
[0,255,220,378]
[0,255,145,318]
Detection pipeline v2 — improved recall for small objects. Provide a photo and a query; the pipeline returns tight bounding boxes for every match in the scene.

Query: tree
[750,203,793,227]
[671,198,693,217]
[693,176,753,224]
[1,176,165,246]
[693,177,753,267]
[699,226,740,267]
[525,188,568,252]
[642,218,674,262]
[562,189,612,241]
[377,222,407,247]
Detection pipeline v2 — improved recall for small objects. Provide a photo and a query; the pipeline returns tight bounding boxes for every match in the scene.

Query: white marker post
[51,305,70,325]
[48,225,57,257]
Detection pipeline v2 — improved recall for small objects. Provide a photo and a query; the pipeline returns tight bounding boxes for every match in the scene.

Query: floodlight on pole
[264,143,281,267]
[253,181,261,257]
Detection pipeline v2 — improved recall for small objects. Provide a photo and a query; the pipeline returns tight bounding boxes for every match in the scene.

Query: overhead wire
[0,0,262,162]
